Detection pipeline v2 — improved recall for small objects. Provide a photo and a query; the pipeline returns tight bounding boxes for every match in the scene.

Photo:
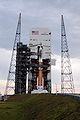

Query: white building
[29,28,51,59]
[29,28,51,93]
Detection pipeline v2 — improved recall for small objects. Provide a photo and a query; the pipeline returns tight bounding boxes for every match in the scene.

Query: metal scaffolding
[61,15,74,94]
[15,42,31,94]
[5,13,21,95]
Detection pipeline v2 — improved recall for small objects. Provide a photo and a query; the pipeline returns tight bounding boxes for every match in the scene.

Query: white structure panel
[29,28,51,59]
[29,28,51,93]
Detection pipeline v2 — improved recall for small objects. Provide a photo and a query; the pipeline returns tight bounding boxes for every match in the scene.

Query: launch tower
[61,15,74,93]
[15,42,30,94]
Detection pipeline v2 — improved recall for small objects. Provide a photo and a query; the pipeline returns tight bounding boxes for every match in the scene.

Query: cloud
[0,48,11,80]
[0,0,80,57]
[51,54,80,93]
[0,0,80,94]
[0,80,7,95]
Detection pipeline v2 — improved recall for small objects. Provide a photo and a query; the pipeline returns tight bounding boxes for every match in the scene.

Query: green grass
[0,94,80,120]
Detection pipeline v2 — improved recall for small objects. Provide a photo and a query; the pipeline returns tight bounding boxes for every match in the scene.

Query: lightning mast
[61,15,74,94]
[5,13,21,95]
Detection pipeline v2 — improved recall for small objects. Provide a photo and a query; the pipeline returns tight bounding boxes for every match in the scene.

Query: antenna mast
[61,15,74,94]
[5,13,21,95]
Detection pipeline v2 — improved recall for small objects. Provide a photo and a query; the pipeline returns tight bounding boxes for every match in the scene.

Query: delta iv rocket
[31,44,49,94]
[37,45,43,89]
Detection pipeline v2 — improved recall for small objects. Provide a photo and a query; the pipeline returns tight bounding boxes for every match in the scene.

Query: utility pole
[61,15,74,94]
[55,83,58,95]
[5,13,21,96]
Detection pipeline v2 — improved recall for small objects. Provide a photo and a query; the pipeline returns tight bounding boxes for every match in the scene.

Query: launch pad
[5,13,74,95]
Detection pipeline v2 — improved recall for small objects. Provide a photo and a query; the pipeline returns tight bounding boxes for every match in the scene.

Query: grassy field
[0,94,80,120]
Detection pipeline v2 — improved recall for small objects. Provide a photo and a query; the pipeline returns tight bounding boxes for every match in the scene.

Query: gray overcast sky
[0,0,80,57]
[0,0,80,94]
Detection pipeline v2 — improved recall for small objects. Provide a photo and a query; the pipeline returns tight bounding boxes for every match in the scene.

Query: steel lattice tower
[5,13,21,95]
[61,15,74,94]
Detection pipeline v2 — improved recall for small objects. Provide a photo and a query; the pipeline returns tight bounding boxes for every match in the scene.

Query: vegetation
[0,94,80,120]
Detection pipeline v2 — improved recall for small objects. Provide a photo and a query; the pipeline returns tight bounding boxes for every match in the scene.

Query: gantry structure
[61,15,74,94]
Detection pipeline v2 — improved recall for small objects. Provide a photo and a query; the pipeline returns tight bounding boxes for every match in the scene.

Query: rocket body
[38,68,42,86]
[37,45,43,89]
